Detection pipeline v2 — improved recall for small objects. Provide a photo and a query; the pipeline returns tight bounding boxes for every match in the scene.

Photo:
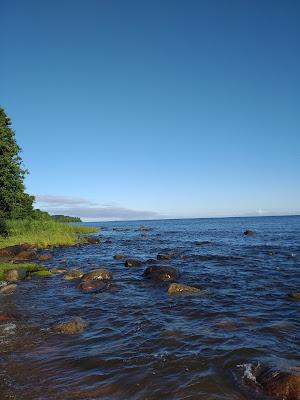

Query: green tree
[0,107,35,219]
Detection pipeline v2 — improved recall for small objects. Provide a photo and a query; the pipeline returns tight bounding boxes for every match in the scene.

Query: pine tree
[0,107,34,219]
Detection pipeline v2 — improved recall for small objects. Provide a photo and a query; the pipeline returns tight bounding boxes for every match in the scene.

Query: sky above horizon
[1,0,300,221]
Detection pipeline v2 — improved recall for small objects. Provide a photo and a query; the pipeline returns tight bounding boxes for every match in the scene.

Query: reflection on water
[0,216,299,399]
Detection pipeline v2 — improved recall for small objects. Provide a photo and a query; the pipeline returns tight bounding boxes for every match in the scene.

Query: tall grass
[0,219,97,249]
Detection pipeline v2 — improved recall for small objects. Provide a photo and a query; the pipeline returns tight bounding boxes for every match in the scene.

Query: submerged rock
[53,318,88,334]
[168,283,201,295]
[257,369,300,400]
[143,265,178,282]
[125,259,143,267]
[85,237,100,244]
[0,312,21,321]
[38,253,53,261]
[0,284,17,294]
[5,268,27,282]
[78,280,107,293]
[63,269,84,280]
[288,292,300,300]
[244,230,256,237]
[195,241,212,246]
[215,321,239,330]
[82,269,112,281]
[113,254,128,260]
[157,252,176,260]
[137,225,152,231]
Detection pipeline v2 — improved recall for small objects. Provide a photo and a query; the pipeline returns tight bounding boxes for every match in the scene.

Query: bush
[0,219,9,237]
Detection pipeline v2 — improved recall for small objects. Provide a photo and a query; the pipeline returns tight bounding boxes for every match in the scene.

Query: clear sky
[1,0,300,220]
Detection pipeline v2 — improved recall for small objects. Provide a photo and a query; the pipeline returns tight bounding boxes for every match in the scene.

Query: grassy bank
[0,219,97,249]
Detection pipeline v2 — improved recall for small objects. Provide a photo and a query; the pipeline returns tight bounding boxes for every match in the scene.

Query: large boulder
[168,283,201,295]
[53,318,88,334]
[257,369,300,400]
[125,259,143,267]
[82,268,112,281]
[14,250,37,261]
[143,265,179,282]
[78,280,107,293]
[5,268,27,282]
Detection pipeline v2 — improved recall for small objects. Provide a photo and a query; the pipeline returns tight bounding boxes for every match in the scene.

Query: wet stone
[64,269,84,280]
[113,254,128,260]
[157,252,176,260]
[53,318,88,334]
[0,284,18,294]
[78,280,107,293]
[143,265,179,282]
[82,269,112,281]
[244,230,256,236]
[168,283,201,295]
[38,254,53,261]
[288,292,300,300]
[125,259,143,267]
[257,369,300,400]
[5,268,27,282]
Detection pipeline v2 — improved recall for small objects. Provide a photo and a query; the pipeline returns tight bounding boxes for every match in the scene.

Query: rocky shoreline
[0,225,299,400]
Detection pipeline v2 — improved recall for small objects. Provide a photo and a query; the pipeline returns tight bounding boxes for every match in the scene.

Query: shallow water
[1,216,300,399]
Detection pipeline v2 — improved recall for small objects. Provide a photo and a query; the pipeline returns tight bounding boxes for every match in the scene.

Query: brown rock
[49,268,67,274]
[0,312,21,321]
[78,280,107,293]
[143,265,178,282]
[82,269,112,281]
[113,254,128,260]
[14,250,37,261]
[137,225,152,231]
[85,237,100,244]
[5,268,27,282]
[215,321,239,330]
[0,284,18,294]
[64,269,84,280]
[168,283,201,295]
[38,254,53,261]
[125,259,143,267]
[157,252,176,260]
[288,292,300,300]
[53,318,88,334]
[257,369,300,400]
[0,244,36,259]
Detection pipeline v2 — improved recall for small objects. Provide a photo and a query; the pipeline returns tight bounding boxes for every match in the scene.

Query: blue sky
[1,0,299,220]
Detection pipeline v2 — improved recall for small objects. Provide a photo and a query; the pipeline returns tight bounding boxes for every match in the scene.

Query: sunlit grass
[0,219,97,249]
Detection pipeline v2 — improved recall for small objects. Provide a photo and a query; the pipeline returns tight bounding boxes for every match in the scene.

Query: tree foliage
[0,107,35,219]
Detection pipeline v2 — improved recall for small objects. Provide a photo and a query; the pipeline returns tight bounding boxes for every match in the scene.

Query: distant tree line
[0,107,81,236]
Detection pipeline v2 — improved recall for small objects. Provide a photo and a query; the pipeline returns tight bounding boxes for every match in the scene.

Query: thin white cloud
[35,195,160,221]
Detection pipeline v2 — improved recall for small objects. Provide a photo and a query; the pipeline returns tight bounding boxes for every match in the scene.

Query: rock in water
[125,259,143,267]
[0,244,37,260]
[113,254,128,260]
[53,318,88,334]
[257,369,300,400]
[5,268,27,282]
[157,252,176,260]
[85,237,100,244]
[63,269,84,280]
[143,265,178,282]
[0,284,18,294]
[14,250,37,261]
[78,280,107,293]
[244,230,256,236]
[82,269,112,281]
[288,292,300,300]
[38,254,53,261]
[168,283,201,294]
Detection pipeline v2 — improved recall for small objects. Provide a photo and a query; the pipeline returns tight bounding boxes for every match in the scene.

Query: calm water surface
[1,216,299,399]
